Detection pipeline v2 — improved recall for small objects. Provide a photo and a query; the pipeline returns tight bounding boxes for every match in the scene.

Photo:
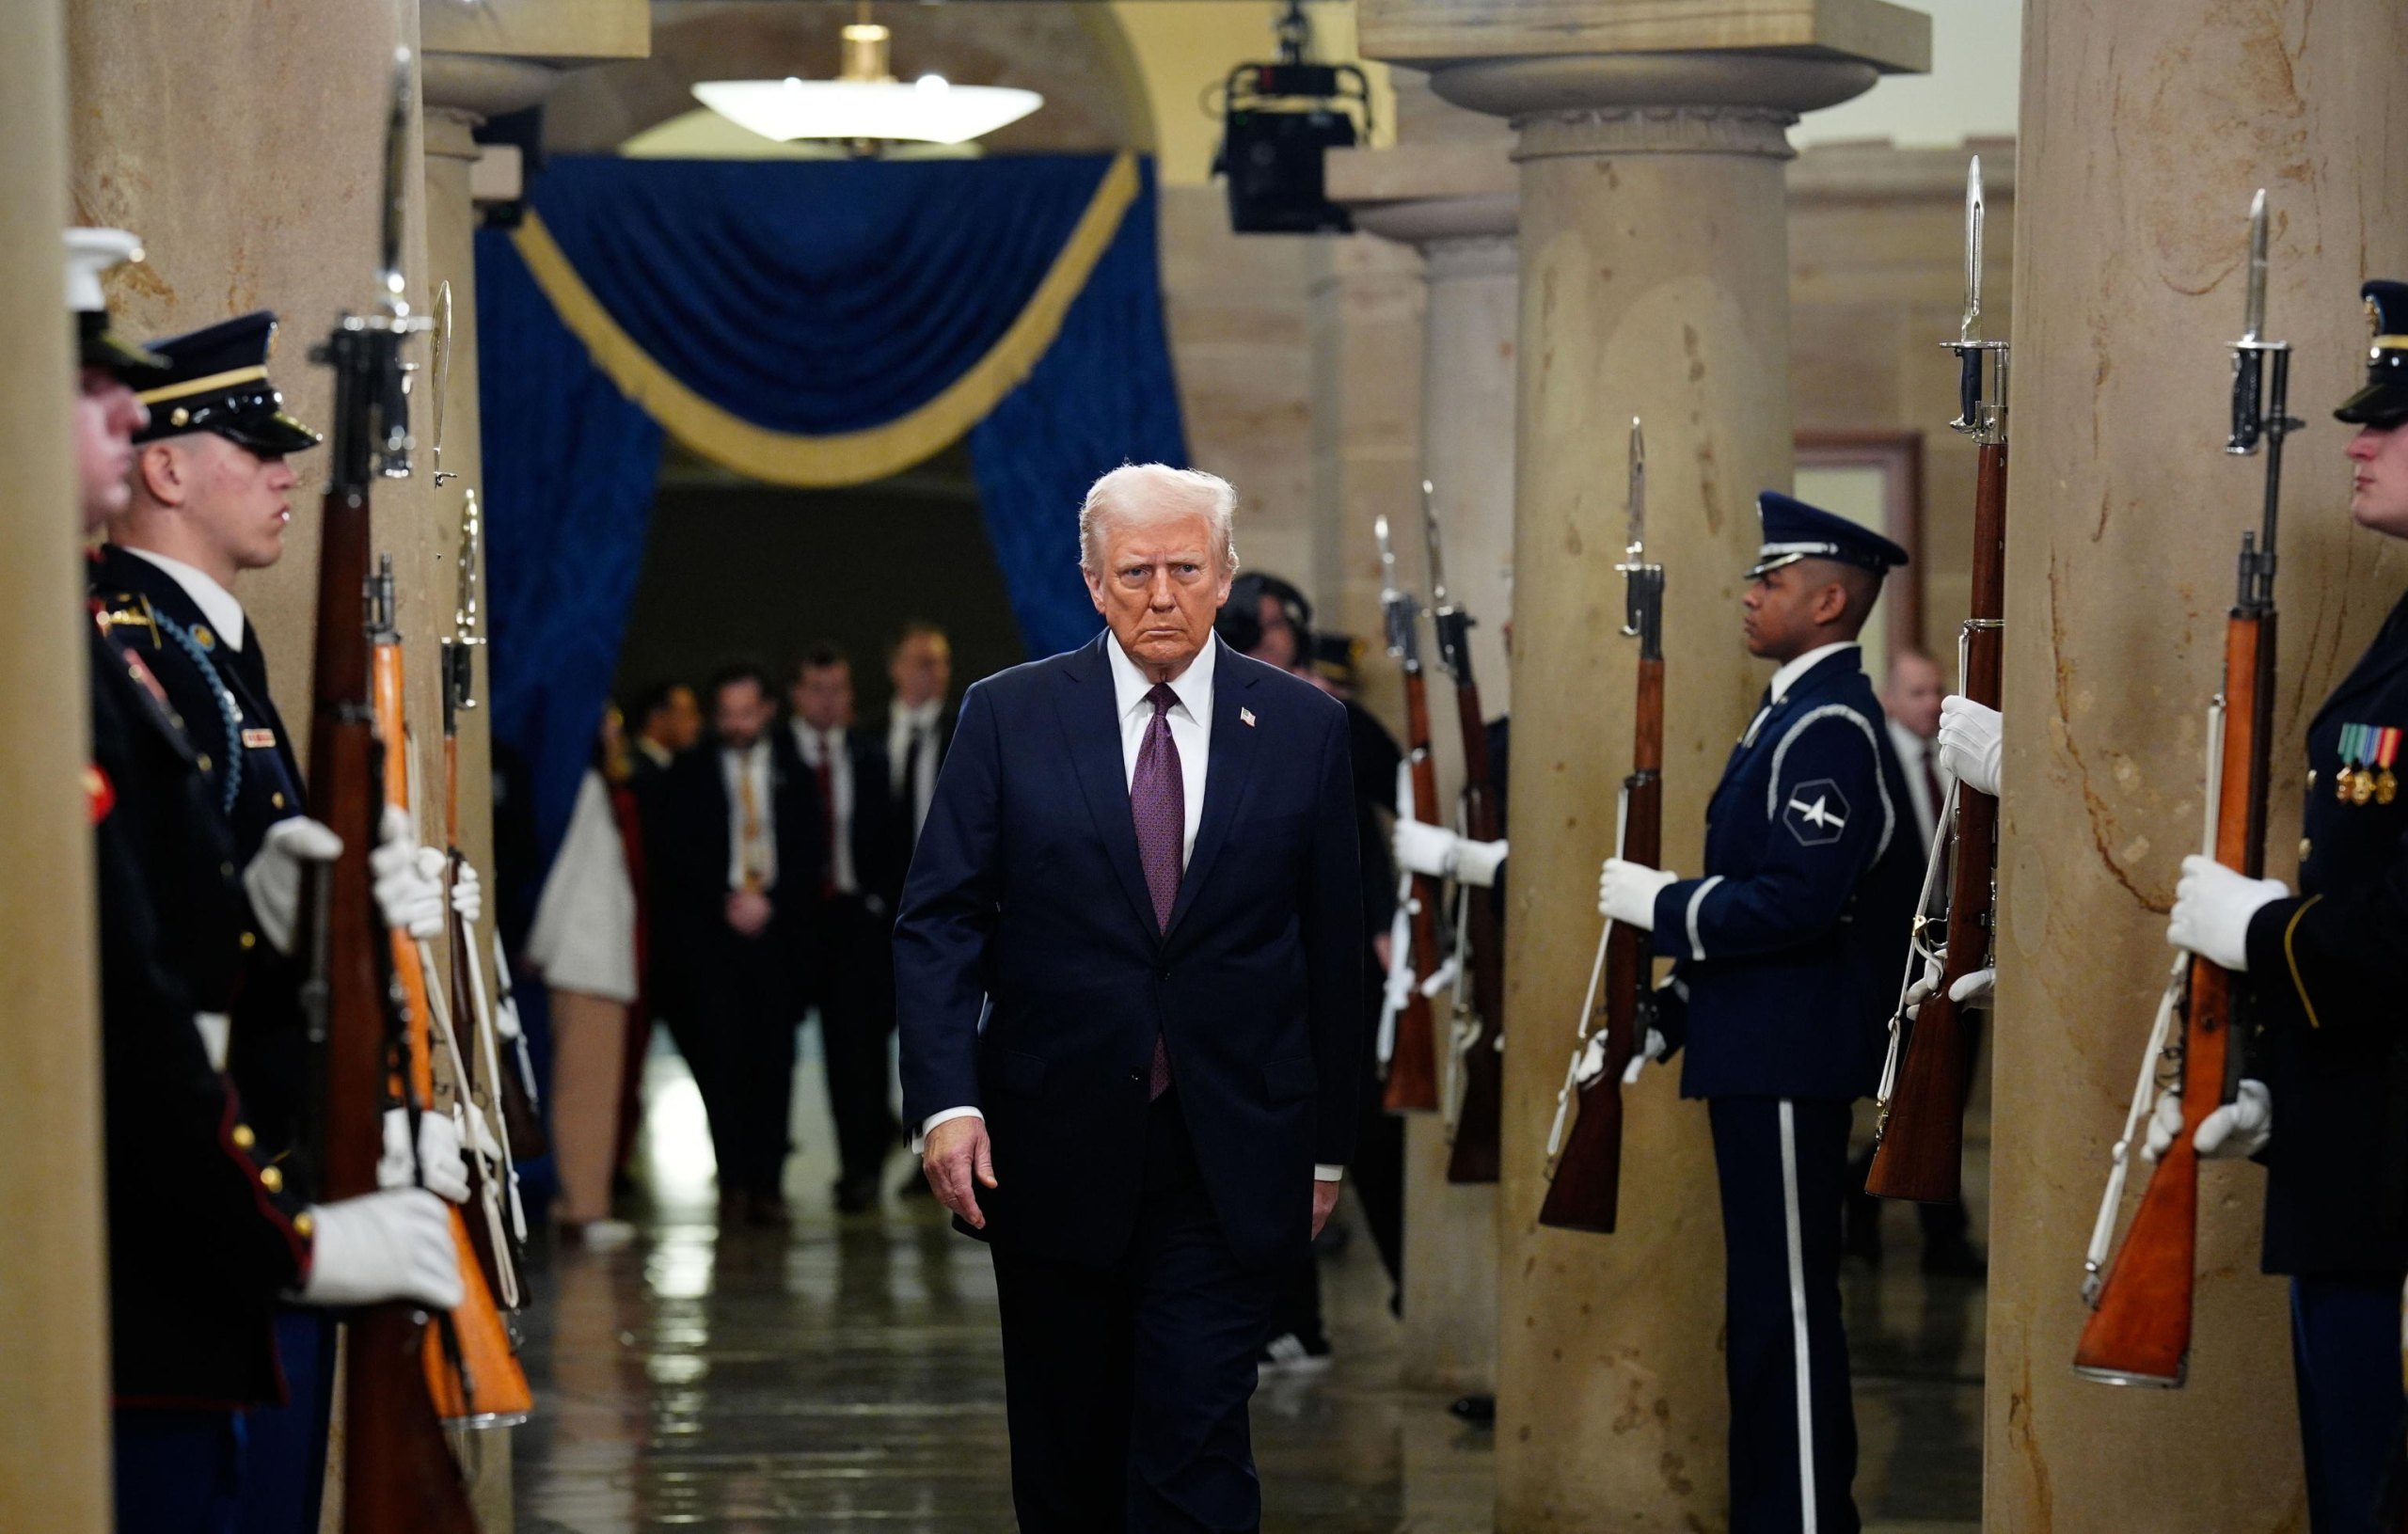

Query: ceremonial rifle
[1539,419,1661,1232]
[303,50,482,1533]
[1866,156,2009,1203]
[1428,494,1505,1185]
[1374,510,1443,1113]
[2074,189,2296,1387]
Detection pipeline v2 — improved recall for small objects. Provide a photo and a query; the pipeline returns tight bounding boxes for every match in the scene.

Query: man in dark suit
[1598,493,1920,1533]
[782,647,903,1213]
[897,464,1362,1531]
[655,662,821,1226]
[882,621,955,873]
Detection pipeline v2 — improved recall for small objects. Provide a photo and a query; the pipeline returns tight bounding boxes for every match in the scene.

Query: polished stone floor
[513,1043,1985,1532]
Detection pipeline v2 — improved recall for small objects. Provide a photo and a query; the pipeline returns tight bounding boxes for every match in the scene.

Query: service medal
[2354,769,2376,806]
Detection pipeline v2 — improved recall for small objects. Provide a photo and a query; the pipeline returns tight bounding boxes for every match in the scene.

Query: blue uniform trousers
[989,1089,1284,1532]
[233,1310,334,1534]
[1710,1097,1860,1534]
[114,1408,244,1534]
[2290,1275,2407,1534]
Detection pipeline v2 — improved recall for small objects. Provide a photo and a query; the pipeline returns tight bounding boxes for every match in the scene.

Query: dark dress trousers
[2239,588,2408,1533]
[895,633,1362,1531]
[1649,645,1919,1534]
[779,721,905,1193]
[653,739,820,1200]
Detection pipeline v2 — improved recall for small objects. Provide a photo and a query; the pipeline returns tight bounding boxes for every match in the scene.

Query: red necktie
[1130,684,1182,1099]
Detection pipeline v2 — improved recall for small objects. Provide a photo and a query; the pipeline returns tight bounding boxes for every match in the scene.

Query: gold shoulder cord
[2280,894,2327,1030]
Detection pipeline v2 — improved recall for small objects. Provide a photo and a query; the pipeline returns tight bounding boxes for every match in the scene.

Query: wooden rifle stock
[1867,438,2007,1202]
[1384,666,1444,1113]
[1445,677,1505,1184]
[1539,656,1662,1232]
[372,612,532,1425]
[2073,609,2268,1385]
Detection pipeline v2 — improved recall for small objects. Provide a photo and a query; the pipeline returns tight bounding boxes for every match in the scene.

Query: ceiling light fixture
[692,6,1041,150]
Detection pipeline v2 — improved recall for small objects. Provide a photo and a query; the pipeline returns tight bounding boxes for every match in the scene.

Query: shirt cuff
[1313,1163,1343,1182]
[914,1106,983,1153]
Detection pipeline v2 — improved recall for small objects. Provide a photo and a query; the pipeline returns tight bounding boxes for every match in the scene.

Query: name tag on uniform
[241,728,278,750]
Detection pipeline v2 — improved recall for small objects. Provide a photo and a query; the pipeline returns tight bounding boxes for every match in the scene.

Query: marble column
[1359,3,1927,1524]
[1337,166,1520,1396]
[0,1,111,1527]
[1988,1,2408,1526]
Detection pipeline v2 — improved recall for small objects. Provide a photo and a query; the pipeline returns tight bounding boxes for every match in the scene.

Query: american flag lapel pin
[1240,707,1257,727]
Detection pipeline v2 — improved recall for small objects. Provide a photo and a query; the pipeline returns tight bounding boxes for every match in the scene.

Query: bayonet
[2239,187,2269,346]
[1421,480,1452,613]
[447,489,485,711]
[1944,155,2009,444]
[2225,188,2300,605]
[1613,419,1664,657]
[1421,481,1477,686]
[430,281,454,486]
[1375,514,1420,665]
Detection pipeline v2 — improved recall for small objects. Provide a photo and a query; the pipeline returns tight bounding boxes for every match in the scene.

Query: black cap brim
[79,313,170,381]
[216,410,325,457]
[2336,380,2408,428]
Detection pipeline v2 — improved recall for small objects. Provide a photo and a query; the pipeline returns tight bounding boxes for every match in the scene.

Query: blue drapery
[478,153,1185,875]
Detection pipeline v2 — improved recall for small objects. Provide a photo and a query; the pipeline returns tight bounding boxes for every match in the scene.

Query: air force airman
[1597,492,1920,1534]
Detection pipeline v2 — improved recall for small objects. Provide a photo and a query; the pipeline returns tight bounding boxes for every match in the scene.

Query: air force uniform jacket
[1649,644,1921,1100]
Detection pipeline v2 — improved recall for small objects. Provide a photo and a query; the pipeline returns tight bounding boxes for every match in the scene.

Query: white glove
[371,806,444,940]
[1597,858,1677,931]
[242,817,344,956]
[1936,696,2004,798]
[298,1188,464,1310]
[2142,1079,2272,1163]
[2166,854,2288,972]
[378,1107,471,1204]
[1621,1027,1669,1085]
[1454,838,1509,888]
[1905,956,1995,1012]
[1393,819,1461,879]
[450,859,483,925]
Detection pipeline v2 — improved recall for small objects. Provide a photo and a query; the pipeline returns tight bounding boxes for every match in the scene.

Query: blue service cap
[1748,491,1909,580]
[2337,279,2408,428]
[131,310,322,456]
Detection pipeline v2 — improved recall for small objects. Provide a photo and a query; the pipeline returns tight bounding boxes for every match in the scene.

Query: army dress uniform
[1644,496,1921,1534]
[2227,282,2408,1534]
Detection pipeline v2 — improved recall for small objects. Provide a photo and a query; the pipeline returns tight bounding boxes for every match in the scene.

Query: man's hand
[1597,858,1676,930]
[243,816,345,955]
[1310,1178,1340,1239]
[2142,1079,2272,1163]
[2167,855,2288,972]
[725,888,774,938]
[369,807,445,940]
[923,1115,997,1229]
[1936,696,2004,798]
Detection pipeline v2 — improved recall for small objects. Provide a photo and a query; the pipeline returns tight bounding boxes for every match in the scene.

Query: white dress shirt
[1740,640,1861,748]
[923,636,1340,1181]
[126,546,247,652]
[721,740,777,893]
[1888,716,1945,850]
[792,719,859,895]
[888,696,946,838]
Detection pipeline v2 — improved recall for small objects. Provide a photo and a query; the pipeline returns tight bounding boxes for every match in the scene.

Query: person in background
[1846,650,1985,1278]
[884,622,955,867]
[631,681,702,779]
[1218,573,1407,1374]
[783,647,904,1215]
[527,707,642,1248]
[655,662,821,1226]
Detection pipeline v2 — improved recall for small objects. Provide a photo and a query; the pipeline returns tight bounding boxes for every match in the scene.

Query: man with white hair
[896,463,1363,1530]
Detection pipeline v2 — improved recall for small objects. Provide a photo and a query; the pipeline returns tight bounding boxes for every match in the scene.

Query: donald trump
[896,464,1362,1530]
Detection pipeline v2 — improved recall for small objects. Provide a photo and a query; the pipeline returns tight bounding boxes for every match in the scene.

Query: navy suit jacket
[895,632,1363,1271]
[1651,646,1920,1100]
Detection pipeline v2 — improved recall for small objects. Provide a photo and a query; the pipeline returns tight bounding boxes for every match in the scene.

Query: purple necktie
[1131,683,1183,1099]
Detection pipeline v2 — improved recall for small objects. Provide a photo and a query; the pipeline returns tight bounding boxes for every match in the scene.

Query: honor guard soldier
[1596,493,1920,1534]
[93,308,478,1534]
[2158,279,2408,1534]
[67,234,463,1534]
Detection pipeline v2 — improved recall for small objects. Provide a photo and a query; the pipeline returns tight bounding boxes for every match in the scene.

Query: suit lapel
[1164,651,1262,941]
[1056,634,1163,941]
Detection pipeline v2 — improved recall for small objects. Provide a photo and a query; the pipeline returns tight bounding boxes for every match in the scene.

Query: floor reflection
[513,1042,1986,1531]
